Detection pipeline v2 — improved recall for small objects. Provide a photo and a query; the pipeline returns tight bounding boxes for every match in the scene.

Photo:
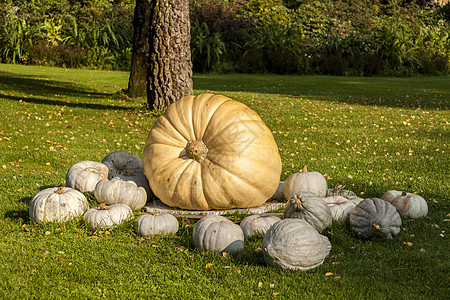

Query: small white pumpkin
[381,190,428,219]
[262,218,331,270]
[94,178,147,211]
[102,150,153,199]
[322,196,356,223]
[66,161,109,194]
[240,214,281,237]
[29,186,88,223]
[284,192,332,232]
[135,213,179,236]
[283,166,327,199]
[84,203,133,230]
[192,215,244,253]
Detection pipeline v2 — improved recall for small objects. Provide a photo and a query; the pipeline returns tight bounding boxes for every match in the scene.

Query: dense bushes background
[1,0,449,76]
[0,0,134,70]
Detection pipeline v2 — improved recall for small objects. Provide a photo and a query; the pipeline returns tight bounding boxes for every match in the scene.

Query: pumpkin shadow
[228,235,266,267]
[4,197,32,224]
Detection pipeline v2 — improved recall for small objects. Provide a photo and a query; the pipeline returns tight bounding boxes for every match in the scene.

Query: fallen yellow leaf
[334,276,341,280]
[258,282,263,288]
[404,242,413,246]
[325,272,334,277]
[205,263,213,269]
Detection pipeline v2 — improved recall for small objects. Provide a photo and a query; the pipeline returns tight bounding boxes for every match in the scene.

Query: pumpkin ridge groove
[201,99,237,144]
[158,114,190,144]
[203,119,268,149]
[202,158,266,199]
[167,159,198,202]
[190,94,229,141]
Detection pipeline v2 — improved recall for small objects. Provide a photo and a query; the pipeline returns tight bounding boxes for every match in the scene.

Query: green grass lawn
[0,64,448,299]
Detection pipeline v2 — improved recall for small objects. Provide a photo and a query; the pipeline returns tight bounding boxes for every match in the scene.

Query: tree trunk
[127,0,151,99]
[147,0,193,109]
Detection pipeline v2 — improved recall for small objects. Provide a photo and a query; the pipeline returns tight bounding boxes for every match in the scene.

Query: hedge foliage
[1,0,449,76]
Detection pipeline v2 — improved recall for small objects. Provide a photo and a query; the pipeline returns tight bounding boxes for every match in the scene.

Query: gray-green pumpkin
[192,215,244,253]
[283,166,327,199]
[284,192,332,232]
[135,213,179,236]
[349,198,402,240]
[381,190,428,219]
[262,218,331,270]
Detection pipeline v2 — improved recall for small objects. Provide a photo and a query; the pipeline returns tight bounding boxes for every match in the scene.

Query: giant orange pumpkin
[143,93,282,210]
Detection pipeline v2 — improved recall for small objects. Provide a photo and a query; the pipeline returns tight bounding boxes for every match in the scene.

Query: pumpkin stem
[55,186,65,194]
[333,184,345,194]
[294,195,302,206]
[186,140,208,163]
[373,223,381,231]
[85,167,99,173]
[123,169,134,177]
[98,203,110,210]
[301,165,308,173]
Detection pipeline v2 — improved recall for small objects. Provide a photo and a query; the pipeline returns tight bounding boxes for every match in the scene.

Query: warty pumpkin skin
[143,93,282,210]
[349,198,402,241]
[283,166,327,199]
[381,190,428,219]
[192,215,244,253]
[29,186,88,223]
[102,150,144,178]
[94,178,147,211]
[262,219,331,271]
[66,161,109,194]
[284,192,332,232]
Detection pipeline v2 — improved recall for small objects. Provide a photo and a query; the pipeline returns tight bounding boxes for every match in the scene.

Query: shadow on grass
[193,74,450,110]
[0,71,133,111]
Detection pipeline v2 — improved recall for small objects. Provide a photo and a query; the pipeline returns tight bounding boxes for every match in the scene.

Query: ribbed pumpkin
[66,161,109,194]
[143,93,282,210]
[240,214,281,237]
[262,219,331,270]
[102,150,153,199]
[349,198,402,240]
[102,150,144,178]
[29,186,88,223]
[84,203,133,230]
[192,215,244,253]
[284,192,332,232]
[381,190,428,219]
[283,166,327,199]
[135,213,179,236]
[94,178,147,211]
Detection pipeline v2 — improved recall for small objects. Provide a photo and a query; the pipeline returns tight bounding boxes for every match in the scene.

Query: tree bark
[147,0,193,109]
[127,0,151,99]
